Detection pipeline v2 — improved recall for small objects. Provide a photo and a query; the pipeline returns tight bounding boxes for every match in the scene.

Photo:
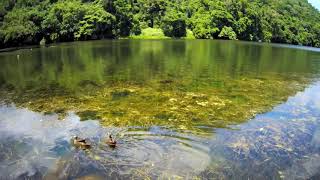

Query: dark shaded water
[0,40,320,179]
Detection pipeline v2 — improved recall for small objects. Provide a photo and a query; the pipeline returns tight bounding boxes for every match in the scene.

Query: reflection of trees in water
[0,40,318,92]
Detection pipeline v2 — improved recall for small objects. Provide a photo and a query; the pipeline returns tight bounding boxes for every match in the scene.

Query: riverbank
[1,39,320,55]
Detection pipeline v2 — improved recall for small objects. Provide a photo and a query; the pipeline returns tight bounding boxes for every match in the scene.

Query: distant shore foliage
[0,0,320,48]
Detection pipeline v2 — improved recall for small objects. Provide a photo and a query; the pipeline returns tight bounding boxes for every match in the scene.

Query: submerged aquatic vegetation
[0,39,318,134]
[0,74,310,134]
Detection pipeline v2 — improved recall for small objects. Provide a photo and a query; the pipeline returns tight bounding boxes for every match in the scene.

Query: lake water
[0,40,320,179]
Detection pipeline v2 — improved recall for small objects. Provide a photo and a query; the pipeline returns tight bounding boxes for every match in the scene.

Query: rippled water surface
[0,40,320,179]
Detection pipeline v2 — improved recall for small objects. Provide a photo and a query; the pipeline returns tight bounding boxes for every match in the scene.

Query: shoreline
[1,38,320,54]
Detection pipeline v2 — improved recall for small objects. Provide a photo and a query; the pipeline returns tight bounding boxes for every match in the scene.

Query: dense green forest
[0,0,320,49]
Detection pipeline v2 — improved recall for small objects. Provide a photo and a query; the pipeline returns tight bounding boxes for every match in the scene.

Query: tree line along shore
[0,0,320,49]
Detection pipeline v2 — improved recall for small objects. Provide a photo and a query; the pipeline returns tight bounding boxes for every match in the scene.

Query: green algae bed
[0,39,319,133]
[0,75,309,134]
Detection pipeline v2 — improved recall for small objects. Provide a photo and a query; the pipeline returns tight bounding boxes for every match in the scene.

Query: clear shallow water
[0,81,320,179]
[0,40,320,179]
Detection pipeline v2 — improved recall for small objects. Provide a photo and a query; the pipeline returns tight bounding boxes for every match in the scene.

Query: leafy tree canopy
[0,0,319,48]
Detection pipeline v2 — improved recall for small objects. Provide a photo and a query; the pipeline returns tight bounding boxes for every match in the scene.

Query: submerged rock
[159,79,174,84]
[77,111,100,121]
[111,90,131,100]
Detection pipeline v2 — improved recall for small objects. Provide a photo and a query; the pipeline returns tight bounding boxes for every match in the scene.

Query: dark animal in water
[106,135,117,148]
[72,136,91,149]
